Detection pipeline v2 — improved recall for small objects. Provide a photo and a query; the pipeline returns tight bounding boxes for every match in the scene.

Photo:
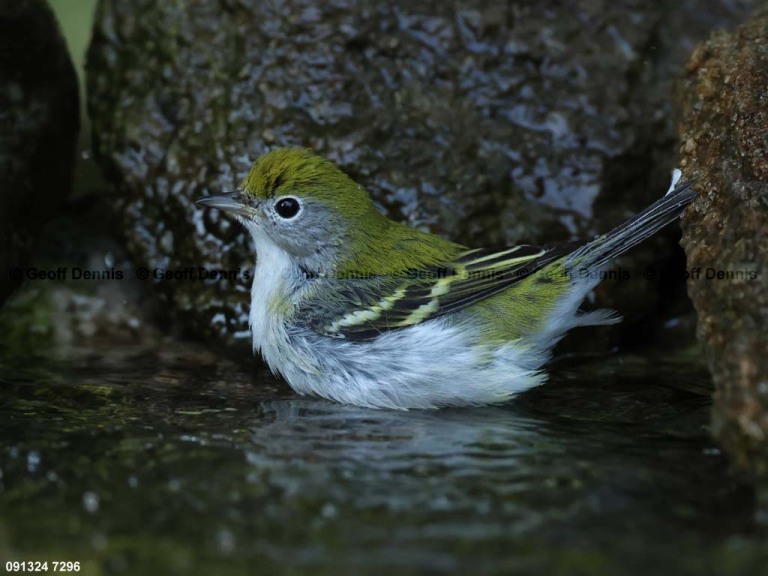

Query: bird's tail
[567,175,697,271]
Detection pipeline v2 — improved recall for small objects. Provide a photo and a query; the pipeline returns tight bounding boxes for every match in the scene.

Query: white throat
[247,225,299,357]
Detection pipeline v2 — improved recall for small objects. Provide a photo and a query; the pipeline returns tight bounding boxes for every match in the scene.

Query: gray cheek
[267,218,310,254]
[264,200,345,262]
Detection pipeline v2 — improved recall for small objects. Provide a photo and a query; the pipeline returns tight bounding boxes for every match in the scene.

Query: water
[0,341,766,575]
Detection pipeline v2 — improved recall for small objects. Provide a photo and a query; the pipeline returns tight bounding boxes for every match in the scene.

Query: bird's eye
[274,197,301,219]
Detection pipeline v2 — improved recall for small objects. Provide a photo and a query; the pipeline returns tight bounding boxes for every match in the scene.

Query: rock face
[0,0,80,305]
[86,0,755,349]
[676,8,768,475]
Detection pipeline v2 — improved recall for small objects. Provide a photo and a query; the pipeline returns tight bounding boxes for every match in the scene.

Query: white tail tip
[666,168,682,196]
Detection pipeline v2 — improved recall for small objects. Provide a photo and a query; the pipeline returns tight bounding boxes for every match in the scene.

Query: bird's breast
[248,237,300,365]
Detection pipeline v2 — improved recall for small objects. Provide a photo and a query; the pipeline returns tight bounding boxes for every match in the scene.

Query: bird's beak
[196,192,250,217]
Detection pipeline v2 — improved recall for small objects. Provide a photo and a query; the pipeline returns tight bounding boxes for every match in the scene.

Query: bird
[196,147,696,409]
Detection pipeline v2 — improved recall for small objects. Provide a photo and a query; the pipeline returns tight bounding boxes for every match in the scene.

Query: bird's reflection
[245,398,553,471]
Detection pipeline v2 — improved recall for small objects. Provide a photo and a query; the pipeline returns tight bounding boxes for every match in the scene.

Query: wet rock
[676,7,768,476]
[0,206,162,359]
[0,0,80,306]
[86,0,755,349]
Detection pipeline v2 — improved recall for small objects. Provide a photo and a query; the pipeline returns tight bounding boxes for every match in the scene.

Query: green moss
[0,286,55,357]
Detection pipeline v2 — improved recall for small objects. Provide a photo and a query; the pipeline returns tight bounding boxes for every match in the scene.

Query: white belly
[278,318,548,409]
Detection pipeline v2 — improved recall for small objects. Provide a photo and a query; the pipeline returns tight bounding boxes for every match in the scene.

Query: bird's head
[197,147,462,277]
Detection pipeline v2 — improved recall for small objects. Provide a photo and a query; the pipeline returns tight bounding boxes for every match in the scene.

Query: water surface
[1,342,765,575]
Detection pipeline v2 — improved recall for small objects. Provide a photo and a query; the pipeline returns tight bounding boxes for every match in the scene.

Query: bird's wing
[300,243,578,340]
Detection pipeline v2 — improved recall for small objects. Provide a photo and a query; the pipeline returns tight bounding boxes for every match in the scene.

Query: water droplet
[320,502,337,518]
[83,491,100,513]
[27,451,41,473]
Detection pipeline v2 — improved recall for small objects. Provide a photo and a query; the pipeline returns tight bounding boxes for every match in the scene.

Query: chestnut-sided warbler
[197,148,696,409]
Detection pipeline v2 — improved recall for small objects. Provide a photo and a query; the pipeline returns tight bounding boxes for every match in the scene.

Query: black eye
[274,197,301,219]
